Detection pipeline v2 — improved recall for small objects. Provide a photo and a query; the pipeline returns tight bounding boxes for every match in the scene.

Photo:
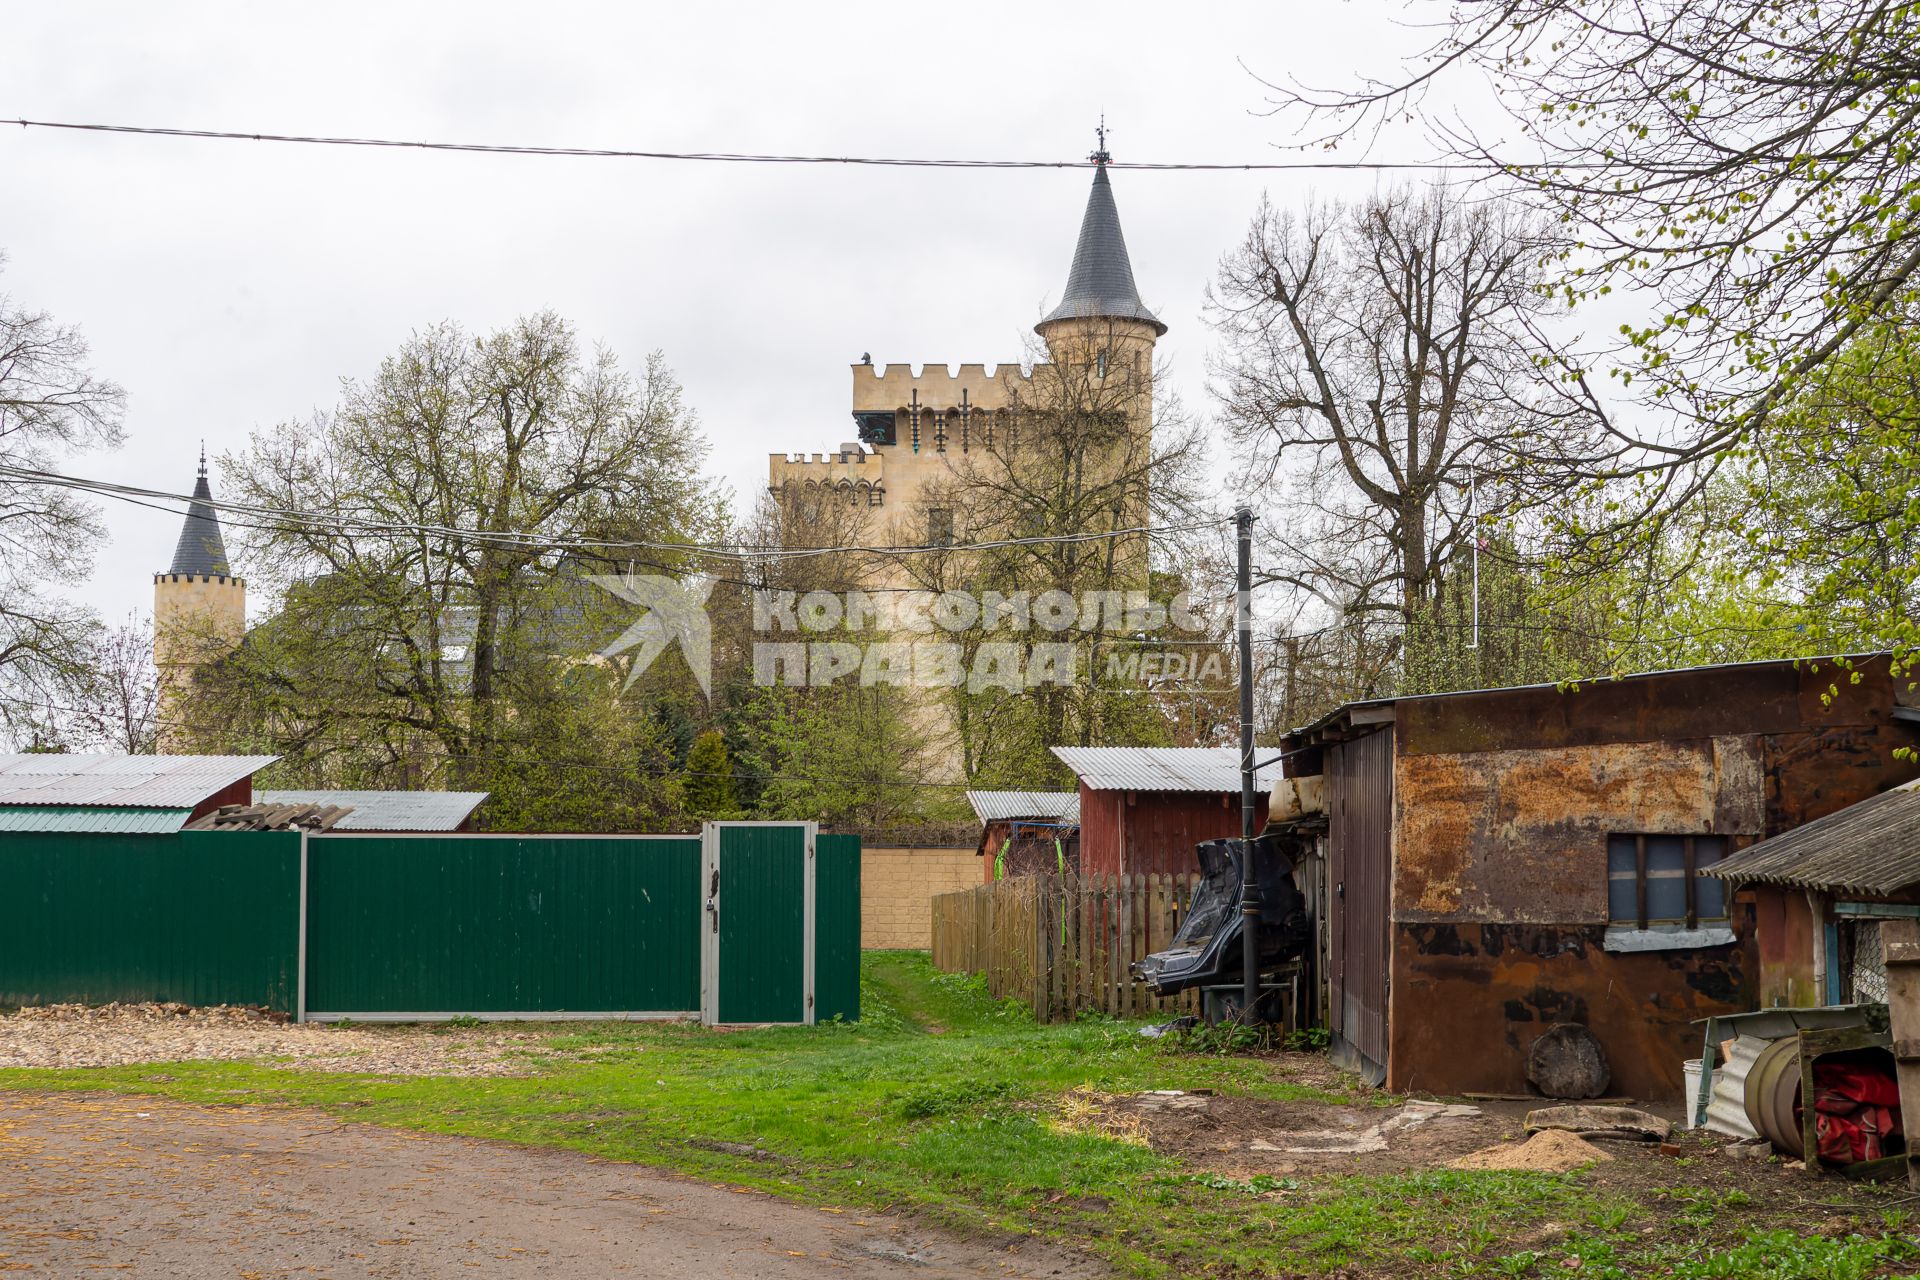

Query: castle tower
[767,130,1165,533]
[152,452,246,751]
[1033,135,1165,380]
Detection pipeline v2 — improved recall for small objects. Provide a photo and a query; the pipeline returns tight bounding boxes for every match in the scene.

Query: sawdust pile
[1449,1128,1612,1172]
[0,1003,583,1076]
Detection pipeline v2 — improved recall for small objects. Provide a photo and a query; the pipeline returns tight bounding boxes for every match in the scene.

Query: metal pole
[1236,505,1260,1021]
[1468,468,1480,651]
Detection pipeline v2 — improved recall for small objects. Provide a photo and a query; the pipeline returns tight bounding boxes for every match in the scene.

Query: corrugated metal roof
[0,754,279,808]
[256,790,489,831]
[1049,746,1286,794]
[0,806,192,833]
[1711,779,1920,896]
[965,790,1080,825]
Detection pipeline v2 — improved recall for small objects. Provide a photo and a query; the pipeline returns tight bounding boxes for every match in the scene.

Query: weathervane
[1091,115,1110,166]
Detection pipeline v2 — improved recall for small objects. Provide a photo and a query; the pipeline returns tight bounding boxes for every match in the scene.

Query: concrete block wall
[861,845,979,950]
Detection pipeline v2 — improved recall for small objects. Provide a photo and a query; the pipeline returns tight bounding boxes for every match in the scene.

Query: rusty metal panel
[1385,921,1755,1099]
[1762,723,1920,831]
[1327,727,1392,1079]
[1395,665,1805,757]
[1394,740,1739,924]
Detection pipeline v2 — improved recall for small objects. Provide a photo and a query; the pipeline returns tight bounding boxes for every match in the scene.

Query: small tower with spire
[1034,124,1165,379]
[152,447,246,751]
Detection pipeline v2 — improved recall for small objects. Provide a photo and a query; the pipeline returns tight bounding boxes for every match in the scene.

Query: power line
[0,693,982,793]
[5,117,1533,173]
[0,465,1226,561]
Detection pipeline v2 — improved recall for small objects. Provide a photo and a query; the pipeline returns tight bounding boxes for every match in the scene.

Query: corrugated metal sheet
[814,834,861,1022]
[0,754,279,808]
[1327,727,1392,1083]
[257,790,488,832]
[716,825,807,1023]
[1049,746,1285,794]
[305,835,703,1015]
[0,831,301,1011]
[966,790,1080,824]
[1712,778,1920,895]
[0,806,191,833]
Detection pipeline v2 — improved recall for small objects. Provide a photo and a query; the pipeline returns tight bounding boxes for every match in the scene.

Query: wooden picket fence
[930,873,1204,1021]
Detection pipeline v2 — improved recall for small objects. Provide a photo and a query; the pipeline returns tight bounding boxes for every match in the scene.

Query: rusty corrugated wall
[1383,659,1919,1099]
[1327,727,1392,1083]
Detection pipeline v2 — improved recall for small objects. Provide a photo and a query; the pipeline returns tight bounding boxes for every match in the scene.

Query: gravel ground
[0,1003,593,1076]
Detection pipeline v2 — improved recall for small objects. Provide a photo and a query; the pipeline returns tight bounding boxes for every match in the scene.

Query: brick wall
[861,845,979,949]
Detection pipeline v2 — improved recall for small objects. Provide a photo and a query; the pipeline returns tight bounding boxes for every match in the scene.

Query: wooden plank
[1635,834,1648,931]
[1083,876,1097,1016]
[1880,920,1920,1191]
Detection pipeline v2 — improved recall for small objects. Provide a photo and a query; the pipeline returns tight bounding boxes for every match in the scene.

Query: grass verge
[1,953,1914,1278]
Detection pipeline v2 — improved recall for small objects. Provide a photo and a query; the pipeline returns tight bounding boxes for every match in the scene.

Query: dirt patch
[0,1003,595,1076]
[0,1091,1100,1278]
[1106,1082,1908,1253]
[1100,1090,1511,1175]
[1450,1128,1612,1172]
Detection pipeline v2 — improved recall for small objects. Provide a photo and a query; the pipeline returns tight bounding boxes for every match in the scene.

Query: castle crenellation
[769,148,1163,526]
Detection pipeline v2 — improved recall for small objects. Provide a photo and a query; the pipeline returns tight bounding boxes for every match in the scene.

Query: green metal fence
[815,833,860,1022]
[0,825,859,1024]
[305,834,703,1019]
[0,831,302,1012]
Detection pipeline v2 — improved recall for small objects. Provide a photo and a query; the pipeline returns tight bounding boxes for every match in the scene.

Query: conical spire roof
[167,454,232,577]
[1037,147,1165,337]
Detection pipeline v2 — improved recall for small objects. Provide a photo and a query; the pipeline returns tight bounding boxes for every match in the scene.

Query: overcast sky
[6,1,1446,627]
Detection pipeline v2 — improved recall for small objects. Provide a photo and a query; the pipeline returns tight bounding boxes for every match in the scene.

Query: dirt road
[0,1092,1100,1279]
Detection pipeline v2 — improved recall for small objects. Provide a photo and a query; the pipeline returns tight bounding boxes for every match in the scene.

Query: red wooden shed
[1049,746,1283,878]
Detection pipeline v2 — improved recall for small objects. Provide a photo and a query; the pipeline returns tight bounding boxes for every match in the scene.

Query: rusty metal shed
[1283,656,1920,1099]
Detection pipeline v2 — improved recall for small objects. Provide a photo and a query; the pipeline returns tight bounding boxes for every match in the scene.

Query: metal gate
[1327,727,1392,1085]
[701,821,816,1025]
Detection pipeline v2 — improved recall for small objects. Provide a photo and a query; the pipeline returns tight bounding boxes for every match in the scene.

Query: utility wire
[4,117,1546,173]
[0,465,1226,561]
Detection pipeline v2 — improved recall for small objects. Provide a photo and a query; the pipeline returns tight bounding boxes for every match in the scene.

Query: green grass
[1,953,1914,1279]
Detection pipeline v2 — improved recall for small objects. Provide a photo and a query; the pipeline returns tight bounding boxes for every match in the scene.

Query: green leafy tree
[195,313,724,829]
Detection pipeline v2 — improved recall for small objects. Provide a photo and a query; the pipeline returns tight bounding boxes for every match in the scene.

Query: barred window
[1606,834,1727,929]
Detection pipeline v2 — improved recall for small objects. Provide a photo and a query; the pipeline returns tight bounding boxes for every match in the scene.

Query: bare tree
[1266,0,1920,483]
[0,253,125,744]
[896,322,1218,783]
[1211,187,1596,689]
[71,616,158,753]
